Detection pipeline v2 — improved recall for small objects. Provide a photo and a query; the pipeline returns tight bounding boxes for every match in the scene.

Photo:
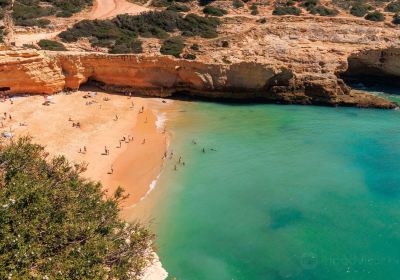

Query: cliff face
[0,49,396,109]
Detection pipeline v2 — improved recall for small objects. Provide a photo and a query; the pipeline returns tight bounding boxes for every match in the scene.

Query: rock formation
[0,48,396,109]
[1,14,400,109]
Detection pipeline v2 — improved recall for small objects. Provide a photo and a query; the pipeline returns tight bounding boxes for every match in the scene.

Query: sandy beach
[0,90,170,207]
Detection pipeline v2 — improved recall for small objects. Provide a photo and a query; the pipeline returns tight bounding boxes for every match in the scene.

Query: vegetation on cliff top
[59,11,220,55]
[12,0,93,27]
[0,137,154,279]
[38,39,67,51]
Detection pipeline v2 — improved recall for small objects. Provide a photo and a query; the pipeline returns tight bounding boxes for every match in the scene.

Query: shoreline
[0,90,170,279]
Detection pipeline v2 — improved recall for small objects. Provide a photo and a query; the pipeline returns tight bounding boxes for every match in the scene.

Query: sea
[150,87,400,280]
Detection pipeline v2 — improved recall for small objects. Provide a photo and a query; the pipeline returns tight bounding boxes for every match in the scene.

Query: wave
[155,112,167,131]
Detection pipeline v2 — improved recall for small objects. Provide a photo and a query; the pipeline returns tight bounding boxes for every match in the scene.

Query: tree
[0,137,154,279]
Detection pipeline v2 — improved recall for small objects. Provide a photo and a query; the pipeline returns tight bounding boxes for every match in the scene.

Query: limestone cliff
[0,49,396,109]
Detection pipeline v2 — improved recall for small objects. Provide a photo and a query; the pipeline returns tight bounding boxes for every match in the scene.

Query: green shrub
[273,6,302,15]
[160,36,184,57]
[199,0,216,6]
[350,4,370,17]
[393,13,400,23]
[38,39,66,51]
[109,37,143,54]
[203,5,228,16]
[257,17,267,23]
[301,0,319,9]
[0,138,154,279]
[233,0,244,8]
[183,53,196,59]
[190,43,199,50]
[0,26,5,42]
[12,2,54,26]
[178,13,220,38]
[250,3,259,15]
[12,0,93,26]
[167,3,190,12]
[365,10,385,21]
[309,5,339,16]
[59,11,220,52]
[385,1,400,12]
[151,0,173,7]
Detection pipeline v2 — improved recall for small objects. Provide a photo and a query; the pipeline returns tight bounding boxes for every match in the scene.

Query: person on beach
[115,114,118,121]
[9,115,11,120]
[174,165,177,171]
[110,165,114,174]
[104,146,108,155]
[79,148,82,153]
[142,139,146,144]
[202,148,206,153]
[84,146,87,153]
[179,156,182,164]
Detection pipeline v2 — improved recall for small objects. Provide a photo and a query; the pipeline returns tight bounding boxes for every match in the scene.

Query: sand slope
[90,0,149,19]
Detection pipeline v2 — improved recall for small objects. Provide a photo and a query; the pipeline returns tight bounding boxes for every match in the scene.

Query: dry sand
[90,0,149,19]
[0,90,170,207]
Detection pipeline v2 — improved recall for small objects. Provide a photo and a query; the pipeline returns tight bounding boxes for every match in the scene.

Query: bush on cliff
[12,0,93,26]
[385,1,400,13]
[308,5,339,16]
[178,13,220,38]
[0,137,154,279]
[350,3,370,17]
[59,11,220,52]
[301,0,319,9]
[38,39,67,51]
[199,0,216,6]
[167,3,191,12]
[273,6,302,15]
[203,5,228,16]
[233,0,244,8]
[0,26,5,43]
[160,36,185,57]
[392,13,400,23]
[109,37,143,54]
[250,3,259,15]
[12,2,54,27]
[365,10,385,21]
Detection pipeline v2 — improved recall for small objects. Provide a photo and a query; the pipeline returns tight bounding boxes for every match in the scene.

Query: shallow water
[154,90,400,280]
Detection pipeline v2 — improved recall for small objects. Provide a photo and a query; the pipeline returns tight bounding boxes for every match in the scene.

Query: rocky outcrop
[343,48,400,85]
[0,50,396,108]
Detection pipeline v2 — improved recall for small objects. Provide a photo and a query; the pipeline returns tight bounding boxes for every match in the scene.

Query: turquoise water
[154,92,400,279]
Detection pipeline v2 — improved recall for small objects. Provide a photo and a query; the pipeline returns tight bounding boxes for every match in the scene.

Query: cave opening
[340,50,400,91]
